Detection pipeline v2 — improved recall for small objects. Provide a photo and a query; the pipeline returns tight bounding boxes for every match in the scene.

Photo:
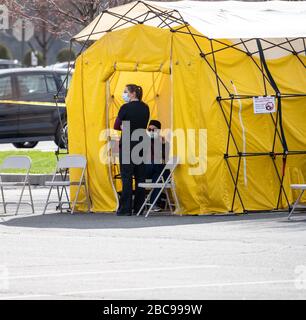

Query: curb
[0,174,69,186]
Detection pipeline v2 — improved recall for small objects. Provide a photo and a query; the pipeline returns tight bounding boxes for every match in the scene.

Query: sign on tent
[253,96,276,114]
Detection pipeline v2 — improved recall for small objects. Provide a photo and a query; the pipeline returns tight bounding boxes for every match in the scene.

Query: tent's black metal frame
[54,0,306,213]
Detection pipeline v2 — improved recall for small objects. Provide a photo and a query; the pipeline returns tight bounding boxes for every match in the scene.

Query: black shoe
[116,211,132,216]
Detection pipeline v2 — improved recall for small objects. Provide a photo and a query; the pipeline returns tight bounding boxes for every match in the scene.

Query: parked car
[0,59,22,69]
[47,61,75,70]
[0,67,71,148]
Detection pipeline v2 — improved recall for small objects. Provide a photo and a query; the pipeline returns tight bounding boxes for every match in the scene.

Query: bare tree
[4,0,132,65]
[5,0,72,65]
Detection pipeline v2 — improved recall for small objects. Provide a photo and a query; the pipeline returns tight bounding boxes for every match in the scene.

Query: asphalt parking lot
[0,187,306,300]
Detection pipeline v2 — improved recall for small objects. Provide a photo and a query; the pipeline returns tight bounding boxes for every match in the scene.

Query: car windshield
[17,74,47,96]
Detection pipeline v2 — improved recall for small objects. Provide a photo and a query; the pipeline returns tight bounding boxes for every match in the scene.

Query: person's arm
[114,117,122,131]
[114,105,126,131]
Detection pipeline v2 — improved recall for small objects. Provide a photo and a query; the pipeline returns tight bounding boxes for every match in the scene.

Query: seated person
[145,120,170,212]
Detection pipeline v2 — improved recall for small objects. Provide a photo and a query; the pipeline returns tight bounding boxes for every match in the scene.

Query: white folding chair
[0,156,34,215]
[43,154,91,214]
[136,156,180,218]
[288,184,306,220]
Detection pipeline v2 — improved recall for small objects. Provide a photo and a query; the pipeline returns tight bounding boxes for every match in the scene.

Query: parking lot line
[0,264,220,281]
[1,294,51,300]
[0,279,296,300]
[58,279,296,297]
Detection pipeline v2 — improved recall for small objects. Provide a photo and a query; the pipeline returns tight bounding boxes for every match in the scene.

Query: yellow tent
[66,1,306,214]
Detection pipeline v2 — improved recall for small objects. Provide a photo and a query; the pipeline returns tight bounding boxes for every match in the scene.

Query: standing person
[114,84,150,216]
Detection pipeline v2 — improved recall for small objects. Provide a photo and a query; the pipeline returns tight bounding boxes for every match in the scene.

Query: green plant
[0,43,11,59]
[23,50,44,67]
[0,150,65,174]
[57,48,76,63]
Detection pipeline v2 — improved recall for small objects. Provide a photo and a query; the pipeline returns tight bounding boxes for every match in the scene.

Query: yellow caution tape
[0,99,66,107]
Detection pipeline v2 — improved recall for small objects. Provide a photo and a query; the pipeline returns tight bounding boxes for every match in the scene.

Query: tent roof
[72,1,306,41]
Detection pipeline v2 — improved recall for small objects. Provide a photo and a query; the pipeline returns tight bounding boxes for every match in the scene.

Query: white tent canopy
[151,0,306,39]
[73,1,306,40]
[72,1,306,58]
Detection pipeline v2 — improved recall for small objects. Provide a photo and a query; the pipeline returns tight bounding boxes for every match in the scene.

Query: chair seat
[45,181,84,186]
[138,182,172,189]
[290,184,306,190]
[0,181,29,187]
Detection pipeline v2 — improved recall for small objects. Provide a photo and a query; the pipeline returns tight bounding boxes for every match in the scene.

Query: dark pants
[145,163,169,206]
[118,151,146,214]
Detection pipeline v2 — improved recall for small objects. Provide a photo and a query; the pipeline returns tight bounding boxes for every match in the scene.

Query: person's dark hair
[126,84,143,101]
[149,120,161,129]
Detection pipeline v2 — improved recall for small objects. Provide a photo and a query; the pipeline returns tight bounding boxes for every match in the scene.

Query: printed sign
[0,5,9,30]
[31,51,38,66]
[253,96,276,114]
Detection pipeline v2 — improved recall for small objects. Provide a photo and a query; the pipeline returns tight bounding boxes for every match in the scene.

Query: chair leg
[43,185,53,215]
[145,187,167,218]
[1,186,6,214]
[136,189,154,216]
[56,186,63,213]
[164,188,173,214]
[71,182,83,214]
[64,186,71,210]
[62,170,70,207]
[171,184,180,213]
[288,190,304,220]
[56,169,70,211]
[60,185,71,210]
[28,184,35,214]
[15,183,26,216]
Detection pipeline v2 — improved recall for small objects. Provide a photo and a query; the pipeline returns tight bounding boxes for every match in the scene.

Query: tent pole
[105,79,120,212]
[225,98,234,156]
[285,38,306,68]
[217,99,240,154]
[231,155,242,212]
[256,39,290,209]
[224,157,245,213]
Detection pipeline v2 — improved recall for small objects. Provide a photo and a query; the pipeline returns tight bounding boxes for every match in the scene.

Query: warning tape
[0,99,65,107]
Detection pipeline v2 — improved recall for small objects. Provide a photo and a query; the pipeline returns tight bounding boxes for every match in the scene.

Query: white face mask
[146,130,159,139]
[122,92,130,103]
